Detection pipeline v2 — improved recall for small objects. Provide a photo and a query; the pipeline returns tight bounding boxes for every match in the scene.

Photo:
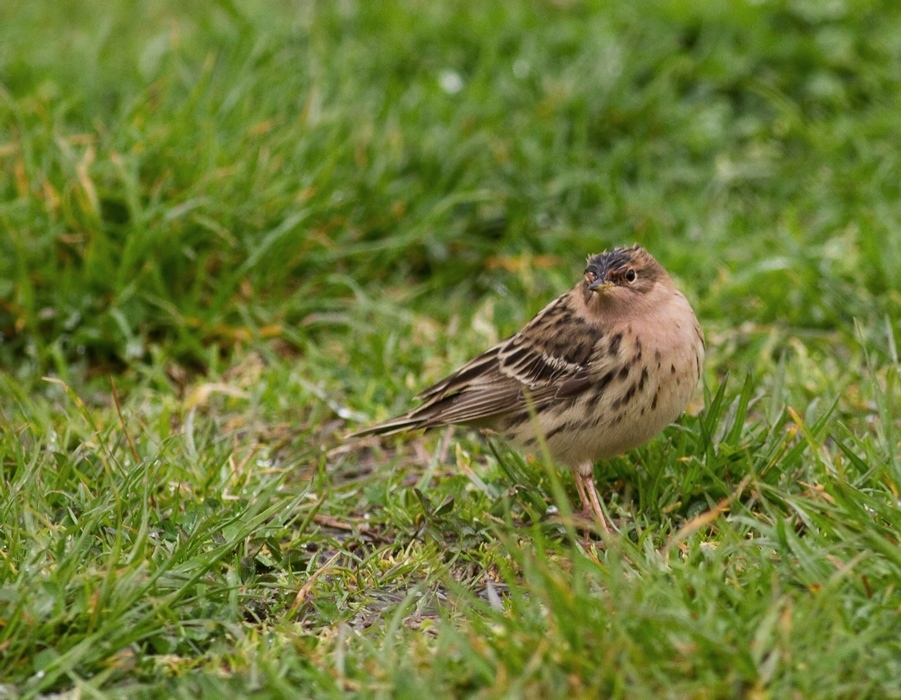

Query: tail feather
[345,414,426,439]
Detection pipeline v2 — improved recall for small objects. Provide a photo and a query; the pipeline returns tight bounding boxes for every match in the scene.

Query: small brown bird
[350,245,704,532]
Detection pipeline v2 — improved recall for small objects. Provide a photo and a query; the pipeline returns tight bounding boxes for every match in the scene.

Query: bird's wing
[404,296,612,425]
[349,294,615,436]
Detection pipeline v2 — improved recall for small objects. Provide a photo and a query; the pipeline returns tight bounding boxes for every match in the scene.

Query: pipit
[349,244,704,532]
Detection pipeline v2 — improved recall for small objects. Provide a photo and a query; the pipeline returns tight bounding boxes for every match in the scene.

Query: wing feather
[349,290,615,436]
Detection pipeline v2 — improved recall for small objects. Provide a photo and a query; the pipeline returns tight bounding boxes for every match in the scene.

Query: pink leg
[574,466,610,533]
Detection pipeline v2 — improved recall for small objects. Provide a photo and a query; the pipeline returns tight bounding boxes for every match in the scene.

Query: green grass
[2,0,901,696]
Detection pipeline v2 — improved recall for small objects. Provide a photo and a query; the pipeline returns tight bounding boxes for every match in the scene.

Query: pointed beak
[588,278,614,292]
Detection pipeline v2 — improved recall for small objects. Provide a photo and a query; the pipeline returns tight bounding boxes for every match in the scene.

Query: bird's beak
[588,279,614,293]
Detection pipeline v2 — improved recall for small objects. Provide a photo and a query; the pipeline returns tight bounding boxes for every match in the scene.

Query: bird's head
[582,244,667,307]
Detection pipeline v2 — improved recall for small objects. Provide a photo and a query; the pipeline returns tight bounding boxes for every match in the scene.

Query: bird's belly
[506,332,702,468]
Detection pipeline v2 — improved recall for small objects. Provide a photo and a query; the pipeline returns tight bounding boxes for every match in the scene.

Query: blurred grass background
[4,0,900,377]
[2,0,900,696]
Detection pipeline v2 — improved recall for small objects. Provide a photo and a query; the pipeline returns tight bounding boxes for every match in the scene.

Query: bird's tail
[345,413,426,439]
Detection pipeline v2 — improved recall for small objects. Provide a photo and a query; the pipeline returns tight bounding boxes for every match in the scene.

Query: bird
[348,244,705,532]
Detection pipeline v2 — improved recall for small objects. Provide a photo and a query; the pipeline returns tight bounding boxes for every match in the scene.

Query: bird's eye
[625,269,637,283]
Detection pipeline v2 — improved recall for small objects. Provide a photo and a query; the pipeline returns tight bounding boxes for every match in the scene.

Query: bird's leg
[574,465,610,533]
[572,471,591,518]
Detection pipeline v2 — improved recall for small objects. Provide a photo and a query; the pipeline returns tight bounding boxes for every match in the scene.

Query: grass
[1,0,900,696]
